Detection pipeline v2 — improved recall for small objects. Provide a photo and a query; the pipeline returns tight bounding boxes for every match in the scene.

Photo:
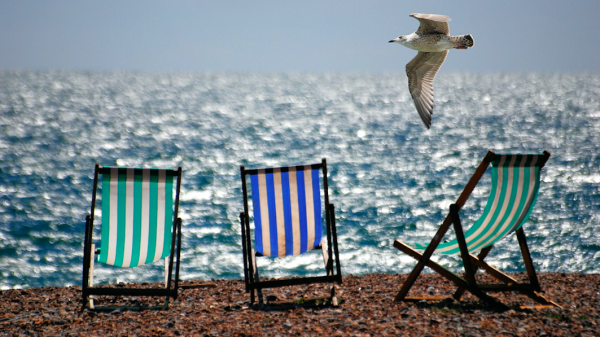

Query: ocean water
[1,70,599,290]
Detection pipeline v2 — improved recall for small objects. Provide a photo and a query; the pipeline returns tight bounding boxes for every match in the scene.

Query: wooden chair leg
[174,219,182,293]
[88,244,96,309]
[319,241,339,305]
[240,212,250,292]
[515,228,540,291]
[328,203,342,283]
[449,205,477,287]
[163,257,170,308]
[515,228,561,307]
[394,254,429,301]
[250,249,263,306]
[394,214,454,302]
[395,241,469,288]
[330,284,339,306]
[82,215,92,309]
[453,245,493,300]
[447,205,510,309]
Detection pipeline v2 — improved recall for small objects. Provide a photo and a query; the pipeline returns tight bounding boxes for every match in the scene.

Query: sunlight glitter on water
[0,71,599,289]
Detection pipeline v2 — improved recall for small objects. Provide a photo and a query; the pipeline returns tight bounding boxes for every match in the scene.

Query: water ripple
[0,71,598,289]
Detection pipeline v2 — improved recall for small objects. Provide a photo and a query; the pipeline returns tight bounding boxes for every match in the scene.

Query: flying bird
[389,13,474,129]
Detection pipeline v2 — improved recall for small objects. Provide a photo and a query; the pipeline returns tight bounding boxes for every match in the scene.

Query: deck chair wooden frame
[394,150,561,309]
[239,158,342,306]
[82,164,183,310]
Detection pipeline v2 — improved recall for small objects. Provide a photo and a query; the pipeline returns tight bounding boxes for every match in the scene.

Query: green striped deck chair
[240,158,342,306]
[82,164,183,310]
[394,150,560,309]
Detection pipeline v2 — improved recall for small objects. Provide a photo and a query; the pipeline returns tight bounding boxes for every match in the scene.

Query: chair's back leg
[88,244,95,309]
[163,257,171,308]
[330,283,339,306]
[240,212,250,291]
[450,204,478,288]
[244,212,255,289]
[322,158,335,276]
[82,216,91,308]
[175,219,182,293]
[324,205,334,275]
[395,214,453,301]
[329,203,342,282]
[515,228,562,306]
[250,249,262,305]
[449,206,512,309]
[453,245,493,300]
[319,241,339,305]
[515,227,540,291]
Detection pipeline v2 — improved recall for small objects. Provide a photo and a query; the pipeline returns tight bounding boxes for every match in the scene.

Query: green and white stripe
[98,167,174,268]
[410,154,543,255]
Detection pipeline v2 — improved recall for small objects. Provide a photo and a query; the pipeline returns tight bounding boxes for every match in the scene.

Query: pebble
[0,272,598,335]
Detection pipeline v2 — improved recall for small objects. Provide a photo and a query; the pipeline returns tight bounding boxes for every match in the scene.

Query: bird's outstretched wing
[406,51,448,129]
[410,13,450,35]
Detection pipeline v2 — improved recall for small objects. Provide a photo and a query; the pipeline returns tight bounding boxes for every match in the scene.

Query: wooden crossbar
[393,240,469,290]
[248,275,340,291]
[394,240,510,309]
[84,287,177,297]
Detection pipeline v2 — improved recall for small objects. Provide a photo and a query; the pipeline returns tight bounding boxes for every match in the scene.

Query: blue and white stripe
[250,166,322,257]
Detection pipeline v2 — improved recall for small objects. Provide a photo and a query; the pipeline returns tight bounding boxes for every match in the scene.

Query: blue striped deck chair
[394,151,560,309]
[82,164,183,310]
[239,158,342,306]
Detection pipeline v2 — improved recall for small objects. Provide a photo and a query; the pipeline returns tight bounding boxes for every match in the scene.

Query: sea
[1,70,599,290]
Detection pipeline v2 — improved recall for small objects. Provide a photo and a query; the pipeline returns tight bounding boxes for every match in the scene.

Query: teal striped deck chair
[394,151,560,309]
[240,158,342,306]
[82,164,183,310]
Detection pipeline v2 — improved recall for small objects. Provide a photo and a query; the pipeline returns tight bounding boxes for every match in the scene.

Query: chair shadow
[244,295,343,312]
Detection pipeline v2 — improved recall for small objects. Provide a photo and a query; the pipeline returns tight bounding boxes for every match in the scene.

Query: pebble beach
[1,272,598,336]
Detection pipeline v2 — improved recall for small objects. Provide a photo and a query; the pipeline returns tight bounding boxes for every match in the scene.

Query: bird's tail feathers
[450,34,474,49]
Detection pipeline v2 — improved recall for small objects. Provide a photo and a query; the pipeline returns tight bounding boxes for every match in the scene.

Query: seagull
[389,13,474,129]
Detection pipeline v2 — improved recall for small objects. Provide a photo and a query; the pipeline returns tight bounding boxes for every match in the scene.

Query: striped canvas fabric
[249,166,323,257]
[410,154,544,255]
[98,167,174,268]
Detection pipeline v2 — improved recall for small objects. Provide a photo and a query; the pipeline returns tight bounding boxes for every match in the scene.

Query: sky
[1,0,599,73]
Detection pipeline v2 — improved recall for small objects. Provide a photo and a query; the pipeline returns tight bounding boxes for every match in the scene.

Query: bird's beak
[389,38,399,43]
